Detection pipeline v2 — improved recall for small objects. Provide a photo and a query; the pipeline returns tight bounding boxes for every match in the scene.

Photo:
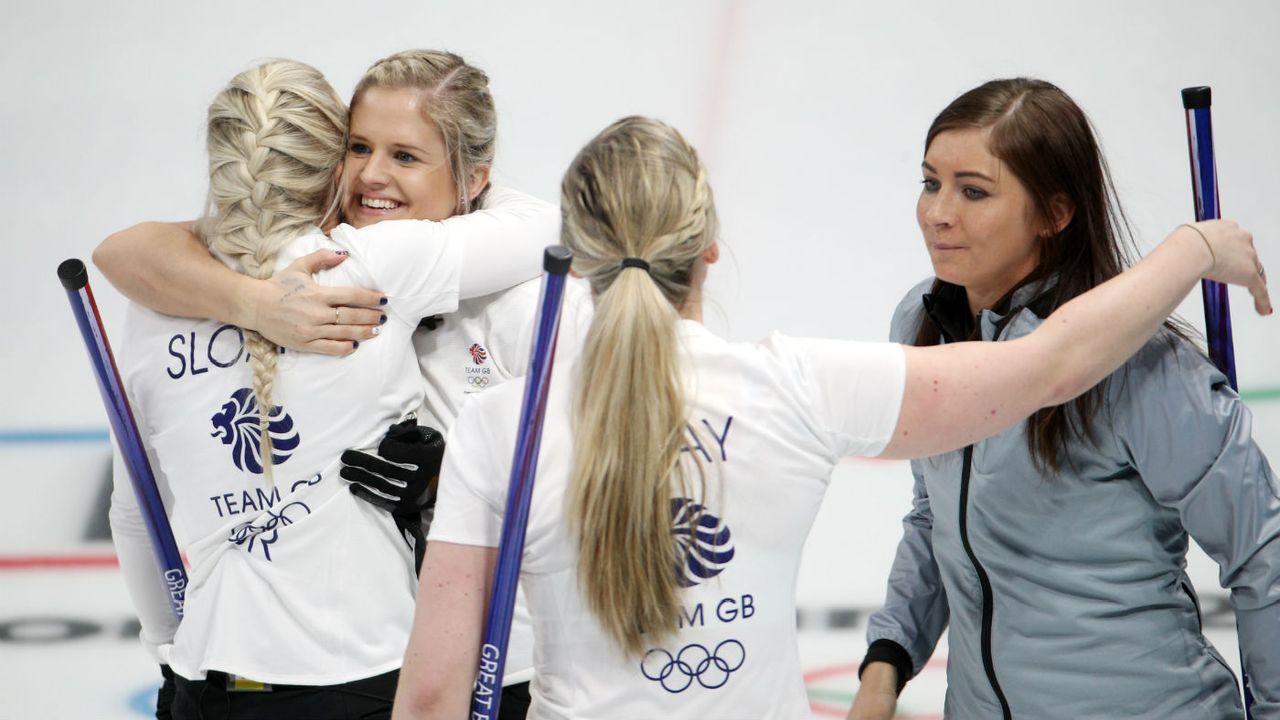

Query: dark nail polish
[335,250,350,257]
[379,297,388,306]
[352,340,360,350]
[379,314,387,325]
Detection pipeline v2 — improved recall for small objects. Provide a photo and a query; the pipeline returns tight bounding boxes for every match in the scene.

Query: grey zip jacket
[865,278,1280,719]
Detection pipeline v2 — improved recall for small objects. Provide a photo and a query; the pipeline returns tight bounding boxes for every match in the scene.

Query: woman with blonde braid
[99,50,576,717]
[108,58,556,720]
[393,116,1268,720]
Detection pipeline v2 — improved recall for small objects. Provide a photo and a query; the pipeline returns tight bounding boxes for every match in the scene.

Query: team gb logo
[210,387,301,474]
[468,343,488,365]
[671,498,735,587]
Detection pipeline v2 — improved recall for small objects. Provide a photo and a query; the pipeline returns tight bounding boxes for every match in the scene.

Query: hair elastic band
[620,257,651,273]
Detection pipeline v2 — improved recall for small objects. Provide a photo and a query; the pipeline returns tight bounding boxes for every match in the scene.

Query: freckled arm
[881,226,1216,459]
[393,542,495,720]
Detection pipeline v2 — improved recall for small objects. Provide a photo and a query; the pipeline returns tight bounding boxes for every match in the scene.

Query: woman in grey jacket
[850,78,1280,720]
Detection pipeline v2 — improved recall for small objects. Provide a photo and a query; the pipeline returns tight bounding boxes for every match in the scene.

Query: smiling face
[918,127,1046,314]
[339,86,461,227]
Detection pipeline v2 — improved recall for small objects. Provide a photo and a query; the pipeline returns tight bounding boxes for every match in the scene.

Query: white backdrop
[2,0,1277,594]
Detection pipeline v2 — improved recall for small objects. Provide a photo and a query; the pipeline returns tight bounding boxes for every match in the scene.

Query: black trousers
[497,681,532,719]
[168,669,531,720]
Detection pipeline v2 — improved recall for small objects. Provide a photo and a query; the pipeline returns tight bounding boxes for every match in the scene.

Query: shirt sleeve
[428,393,508,548]
[327,220,465,324]
[864,459,950,680]
[328,186,555,325]
[762,335,907,458]
[1113,337,1280,714]
[456,186,559,299]
[108,433,181,664]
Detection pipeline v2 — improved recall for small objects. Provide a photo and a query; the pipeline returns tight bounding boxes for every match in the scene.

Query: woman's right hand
[846,662,898,720]
[1189,220,1271,315]
[247,249,388,355]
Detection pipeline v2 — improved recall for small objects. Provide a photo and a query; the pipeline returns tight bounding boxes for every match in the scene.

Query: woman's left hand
[1190,220,1271,315]
[247,249,387,354]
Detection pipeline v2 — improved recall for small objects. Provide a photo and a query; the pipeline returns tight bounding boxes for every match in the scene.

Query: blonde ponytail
[200,60,347,484]
[560,116,718,655]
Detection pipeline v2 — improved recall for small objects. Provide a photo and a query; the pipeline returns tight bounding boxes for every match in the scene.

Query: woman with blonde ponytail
[395,116,1268,719]
[563,126,719,657]
[107,58,559,720]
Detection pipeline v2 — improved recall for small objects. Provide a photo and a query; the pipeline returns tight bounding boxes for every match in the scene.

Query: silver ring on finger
[335,307,341,325]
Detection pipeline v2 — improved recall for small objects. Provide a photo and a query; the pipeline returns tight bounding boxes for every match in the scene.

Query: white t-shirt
[413,275,593,432]
[109,199,551,685]
[430,320,906,719]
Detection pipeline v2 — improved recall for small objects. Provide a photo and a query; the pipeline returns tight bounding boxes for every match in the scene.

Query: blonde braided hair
[200,60,347,484]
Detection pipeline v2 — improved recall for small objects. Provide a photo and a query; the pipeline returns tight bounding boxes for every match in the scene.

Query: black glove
[341,418,445,573]
[156,664,176,720]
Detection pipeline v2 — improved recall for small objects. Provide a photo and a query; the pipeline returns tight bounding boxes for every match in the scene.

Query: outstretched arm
[882,221,1270,460]
[93,222,385,355]
[94,222,254,327]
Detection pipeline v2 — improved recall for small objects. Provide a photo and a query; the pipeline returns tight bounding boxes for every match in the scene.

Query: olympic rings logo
[640,639,746,693]
[466,376,490,388]
[226,501,311,561]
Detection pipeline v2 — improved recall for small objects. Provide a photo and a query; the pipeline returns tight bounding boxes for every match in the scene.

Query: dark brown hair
[914,78,1194,472]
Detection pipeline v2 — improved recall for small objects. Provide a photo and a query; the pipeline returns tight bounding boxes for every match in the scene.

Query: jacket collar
[921,277,1057,343]
[920,282,972,343]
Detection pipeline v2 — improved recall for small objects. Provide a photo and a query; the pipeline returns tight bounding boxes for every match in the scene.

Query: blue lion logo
[210,388,301,474]
[671,498,735,587]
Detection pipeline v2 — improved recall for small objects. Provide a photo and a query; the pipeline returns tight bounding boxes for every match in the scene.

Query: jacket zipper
[958,444,1012,719]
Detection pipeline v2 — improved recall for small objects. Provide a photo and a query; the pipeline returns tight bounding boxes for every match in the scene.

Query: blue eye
[921,178,940,192]
[962,186,989,200]
[348,142,370,156]
[394,151,417,163]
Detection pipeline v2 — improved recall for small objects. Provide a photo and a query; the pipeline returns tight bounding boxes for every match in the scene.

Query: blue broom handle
[58,259,186,621]
[1182,86,1251,717]
[1183,86,1238,391]
[470,246,573,719]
